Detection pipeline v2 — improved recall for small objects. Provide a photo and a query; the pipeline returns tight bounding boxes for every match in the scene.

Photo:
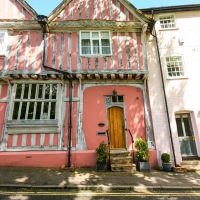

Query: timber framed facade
[0,0,158,168]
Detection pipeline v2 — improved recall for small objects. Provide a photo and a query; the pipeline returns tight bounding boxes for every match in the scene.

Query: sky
[26,0,200,15]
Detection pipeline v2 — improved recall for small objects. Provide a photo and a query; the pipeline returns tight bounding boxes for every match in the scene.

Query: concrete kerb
[0,184,200,191]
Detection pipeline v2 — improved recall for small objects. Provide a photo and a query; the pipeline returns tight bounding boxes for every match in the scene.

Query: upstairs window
[159,14,176,29]
[0,31,7,55]
[80,31,111,56]
[11,83,60,121]
[165,55,185,78]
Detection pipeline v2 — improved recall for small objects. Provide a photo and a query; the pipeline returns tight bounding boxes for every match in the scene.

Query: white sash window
[80,31,112,56]
[165,55,185,78]
[159,14,177,29]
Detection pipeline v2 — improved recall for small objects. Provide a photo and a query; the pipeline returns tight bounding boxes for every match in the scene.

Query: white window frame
[7,82,62,131]
[165,55,186,78]
[159,14,177,30]
[80,31,112,56]
[0,30,8,56]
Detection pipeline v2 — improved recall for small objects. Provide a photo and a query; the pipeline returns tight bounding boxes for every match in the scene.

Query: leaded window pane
[23,84,29,99]
[15,84,22,99]
[12,102,20,120]
[36,102,42,119]
[38,85,43,99]
[50,102,56,119]
[28,102,34,119]
[30,84,36,99]
[20,102,27,119]
[12,83,58,120]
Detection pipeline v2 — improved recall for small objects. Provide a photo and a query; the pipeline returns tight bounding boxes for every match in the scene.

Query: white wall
[146,10,200,166]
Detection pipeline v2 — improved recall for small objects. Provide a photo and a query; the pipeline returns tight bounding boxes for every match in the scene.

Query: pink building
[0,0,157,169]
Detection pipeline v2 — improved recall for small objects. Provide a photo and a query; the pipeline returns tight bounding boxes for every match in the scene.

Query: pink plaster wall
[0,151,67,167]
[0,0,33,20]
[0,150,96,168]
[63,83,79,148]
[149,149,158,167]
[56,0,135,21]
[0,149,157,168]
[0,84,8,139]
[82,85,146,151]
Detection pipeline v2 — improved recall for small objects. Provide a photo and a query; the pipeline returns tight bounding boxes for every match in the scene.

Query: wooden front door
[175,113,198,157]
[108,106,126,149]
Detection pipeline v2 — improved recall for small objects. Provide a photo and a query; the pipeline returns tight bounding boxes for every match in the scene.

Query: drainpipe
[43,66,73,168]
[149,11,177,167]
[37,16,73,167]
[67,78,73,167]
[37,15,49,68]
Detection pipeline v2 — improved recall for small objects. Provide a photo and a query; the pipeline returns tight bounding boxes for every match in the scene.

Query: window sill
[159,27,179,31]
[7,120,59,134]
[166,76,188,80]
[0,55,6,58]
[80,55,112,58]
[7,120,58,126]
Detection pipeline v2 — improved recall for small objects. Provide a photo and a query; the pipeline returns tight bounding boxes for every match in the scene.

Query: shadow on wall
[146,32,188,160]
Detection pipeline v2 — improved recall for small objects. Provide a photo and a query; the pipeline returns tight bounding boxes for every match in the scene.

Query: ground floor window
[10,83,60,121]
[9,83,60,123]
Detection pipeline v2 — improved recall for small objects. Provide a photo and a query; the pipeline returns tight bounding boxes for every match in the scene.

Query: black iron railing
[106,129,111,171]
[126,128,134,161]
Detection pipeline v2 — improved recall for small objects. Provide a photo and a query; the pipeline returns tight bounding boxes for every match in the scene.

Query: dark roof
[140,4,200,14]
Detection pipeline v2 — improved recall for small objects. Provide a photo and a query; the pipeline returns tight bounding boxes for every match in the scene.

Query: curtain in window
[101,39,110,54]
[93,40,99,54]
[81,39,91,54]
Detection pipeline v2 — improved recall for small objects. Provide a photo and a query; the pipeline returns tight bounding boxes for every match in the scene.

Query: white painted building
[142,5,200,166]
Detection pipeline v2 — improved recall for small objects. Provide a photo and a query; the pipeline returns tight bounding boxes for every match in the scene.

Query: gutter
[37,16,73,168]
[141,4,200,14]
[149,12,177,167]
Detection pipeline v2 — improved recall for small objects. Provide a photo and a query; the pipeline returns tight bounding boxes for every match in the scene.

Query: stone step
[181,165,200,171]
[110,156,133,164]
[110,148,130,157]
[180,159,200,171]
[109,148,135,172]
[181,160,200,165]
[172,166,187,173]
[111,163,136,172]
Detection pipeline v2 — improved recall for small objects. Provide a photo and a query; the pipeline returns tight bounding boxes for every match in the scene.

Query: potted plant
[135,138,151,172]
[161,153,172,172]
[96,141,108,172]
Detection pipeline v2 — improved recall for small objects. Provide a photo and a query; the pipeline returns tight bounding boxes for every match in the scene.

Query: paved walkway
[0,167,200,190]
